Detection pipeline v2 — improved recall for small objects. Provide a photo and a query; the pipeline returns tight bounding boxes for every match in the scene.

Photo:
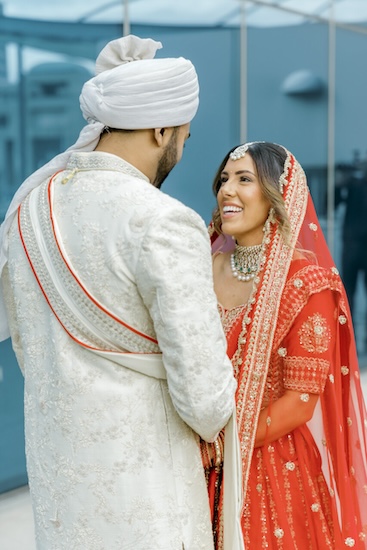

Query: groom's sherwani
[2,151,235,550]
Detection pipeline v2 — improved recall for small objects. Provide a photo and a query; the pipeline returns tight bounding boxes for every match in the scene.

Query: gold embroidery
[218,303,247,333]
[274,528,284,538]
[278,347,287,357]
[283,356,329,393]
[273,264,344,351]
[293,278,303,288]
[298,313,331,353]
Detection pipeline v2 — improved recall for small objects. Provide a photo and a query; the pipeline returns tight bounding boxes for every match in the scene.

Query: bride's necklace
[230,243,263,282]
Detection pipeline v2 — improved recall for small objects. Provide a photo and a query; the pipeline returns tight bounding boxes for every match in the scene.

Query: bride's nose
[221,180,236,196]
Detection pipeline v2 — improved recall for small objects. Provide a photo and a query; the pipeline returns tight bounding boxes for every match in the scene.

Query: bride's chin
[221,221,236,235]
[222,229,239,241]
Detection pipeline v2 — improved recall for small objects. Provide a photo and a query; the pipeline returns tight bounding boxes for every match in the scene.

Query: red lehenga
[205,149,367,549]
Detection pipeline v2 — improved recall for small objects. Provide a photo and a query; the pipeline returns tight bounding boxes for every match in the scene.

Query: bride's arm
[254,390,319,448]
[254,288,336,448]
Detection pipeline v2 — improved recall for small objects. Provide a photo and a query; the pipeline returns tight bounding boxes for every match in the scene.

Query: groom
[0,35,236,549]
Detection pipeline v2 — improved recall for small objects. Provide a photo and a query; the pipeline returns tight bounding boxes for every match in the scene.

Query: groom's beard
[153,131,178,189]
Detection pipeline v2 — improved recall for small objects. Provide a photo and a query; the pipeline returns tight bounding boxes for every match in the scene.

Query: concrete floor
[0,485,36,550]
[1,369,367,550]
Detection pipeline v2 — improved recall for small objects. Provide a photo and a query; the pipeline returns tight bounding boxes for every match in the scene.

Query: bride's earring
[263,207,275,233]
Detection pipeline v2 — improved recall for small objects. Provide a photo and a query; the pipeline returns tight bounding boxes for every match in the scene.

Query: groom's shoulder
[141,186,205,231]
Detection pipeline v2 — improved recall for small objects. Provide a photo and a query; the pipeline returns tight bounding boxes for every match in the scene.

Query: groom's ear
[153,127,174,147]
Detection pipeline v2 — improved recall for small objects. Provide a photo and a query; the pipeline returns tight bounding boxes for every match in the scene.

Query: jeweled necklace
[230,243,263,282]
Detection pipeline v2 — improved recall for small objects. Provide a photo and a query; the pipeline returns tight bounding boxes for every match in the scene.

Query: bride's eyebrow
[221,170,255,176]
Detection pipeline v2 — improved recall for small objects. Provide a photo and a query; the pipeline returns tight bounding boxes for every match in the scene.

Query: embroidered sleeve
[283,356,329,393]
[135,204,236,442]
[282,289,336,394]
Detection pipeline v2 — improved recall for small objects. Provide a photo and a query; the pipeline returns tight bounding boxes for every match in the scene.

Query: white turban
[0,35,199,340]
[81,35,199,129]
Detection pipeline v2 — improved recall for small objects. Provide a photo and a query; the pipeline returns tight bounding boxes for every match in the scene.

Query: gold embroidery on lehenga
[298,313,331,353]
[274,528,285,538]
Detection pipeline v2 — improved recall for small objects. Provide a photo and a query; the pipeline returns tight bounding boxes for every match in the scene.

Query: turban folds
[0,35,200,340]
[80,35,199,129]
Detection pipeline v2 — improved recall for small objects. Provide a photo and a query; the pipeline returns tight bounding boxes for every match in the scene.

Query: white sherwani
[2,152,236,550]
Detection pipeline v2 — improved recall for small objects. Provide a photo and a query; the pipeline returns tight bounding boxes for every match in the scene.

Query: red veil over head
[210,144,367,547]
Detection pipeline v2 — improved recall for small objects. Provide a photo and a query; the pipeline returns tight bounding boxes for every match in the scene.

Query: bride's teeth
[223,206,242,213]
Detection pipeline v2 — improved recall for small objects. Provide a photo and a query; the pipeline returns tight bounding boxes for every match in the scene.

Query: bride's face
[217,154,271,246]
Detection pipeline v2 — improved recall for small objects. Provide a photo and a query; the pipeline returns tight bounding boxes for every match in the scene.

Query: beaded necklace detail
[230,243,263,282]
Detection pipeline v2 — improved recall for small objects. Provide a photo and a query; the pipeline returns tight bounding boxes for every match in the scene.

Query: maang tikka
[229,141,265,161]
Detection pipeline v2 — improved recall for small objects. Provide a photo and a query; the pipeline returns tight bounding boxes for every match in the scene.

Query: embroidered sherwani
[2,151,236,550]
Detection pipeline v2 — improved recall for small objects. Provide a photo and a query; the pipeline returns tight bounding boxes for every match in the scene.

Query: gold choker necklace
[230,243,263,282]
